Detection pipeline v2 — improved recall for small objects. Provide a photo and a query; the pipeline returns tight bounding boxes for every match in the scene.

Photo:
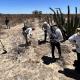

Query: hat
[76,28,80,35]
[76,28,80,32]
[52,21,57,26]
[43,21,48,24]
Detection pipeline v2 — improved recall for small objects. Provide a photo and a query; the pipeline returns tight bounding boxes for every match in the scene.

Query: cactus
[70,15,74,34]
[55,8,65,26]
[74,7,79,29]
[49,6,80,40]
[49,7,58,23]
[56,10,61,25]
[67,5,71,37]
[49,14,53,25]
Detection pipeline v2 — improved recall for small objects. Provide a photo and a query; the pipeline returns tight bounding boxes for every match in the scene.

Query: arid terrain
[0,18,80,80]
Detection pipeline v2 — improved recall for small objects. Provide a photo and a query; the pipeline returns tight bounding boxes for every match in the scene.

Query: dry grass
[0,18,78,80]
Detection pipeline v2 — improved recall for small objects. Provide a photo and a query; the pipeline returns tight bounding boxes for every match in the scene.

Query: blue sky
[0,0,80,14]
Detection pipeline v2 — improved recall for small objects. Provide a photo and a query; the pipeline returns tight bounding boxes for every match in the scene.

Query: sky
[0,0,80,14]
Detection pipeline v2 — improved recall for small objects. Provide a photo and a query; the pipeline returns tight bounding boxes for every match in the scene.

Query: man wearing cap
[42,21,50,42]
[49,22,63,60]
[68,28,80,73]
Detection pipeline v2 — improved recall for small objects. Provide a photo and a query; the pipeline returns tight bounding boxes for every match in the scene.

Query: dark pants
[44,30,47,41]
[6,22,10,29]
[50,41,61,59]
[77,52,80,61]
[23,32,28,46]
[75,52,80,73]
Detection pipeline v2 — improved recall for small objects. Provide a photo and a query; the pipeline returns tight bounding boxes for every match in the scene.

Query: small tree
[32,10,39,15]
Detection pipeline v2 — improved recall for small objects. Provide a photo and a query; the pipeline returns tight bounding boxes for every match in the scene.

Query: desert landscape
[0,13,80,80]
[0,0,80,79]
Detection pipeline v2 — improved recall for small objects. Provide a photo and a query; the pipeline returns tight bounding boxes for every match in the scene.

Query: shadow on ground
[58,68,80,80]
[38,40,49,45]
[41,56,58,65]
[19,44,26,47]
[2,50,7,54]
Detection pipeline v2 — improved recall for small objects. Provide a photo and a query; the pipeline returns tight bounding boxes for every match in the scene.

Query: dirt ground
[0,18,79,80]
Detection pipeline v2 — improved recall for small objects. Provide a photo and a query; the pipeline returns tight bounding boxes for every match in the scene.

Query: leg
[25,34,29,46]
[24,33,28,46]
[6,23,8,29]
[50,42,55,59]
[77,53,80,61]
[6,25,8,29]
[23,32,28,47]
[55,42,61,59]
[75,52,80,74]
[44,30,47,42]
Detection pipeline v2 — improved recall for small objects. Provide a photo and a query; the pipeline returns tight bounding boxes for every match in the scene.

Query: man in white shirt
[22,22,32,47]
[68,28,80,61]
[68,28,80,73]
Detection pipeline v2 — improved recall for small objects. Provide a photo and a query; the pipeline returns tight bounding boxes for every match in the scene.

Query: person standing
[22,22,32,47]
[5,17,10,29]
[42,21,50,42]
[68,28,80,73]
[49,22,63,60]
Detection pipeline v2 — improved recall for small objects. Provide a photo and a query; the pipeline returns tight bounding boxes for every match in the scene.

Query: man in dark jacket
[5,17,10,29]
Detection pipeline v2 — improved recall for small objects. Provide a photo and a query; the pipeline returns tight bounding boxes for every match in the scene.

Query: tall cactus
[67,5,71,37]
[74,7,79,29]
[49,14,53,25]
[56,10,61,25]
[70,15,74,34]
[55,8,65,26]
[49,6,80,40]
[49,7,58,23]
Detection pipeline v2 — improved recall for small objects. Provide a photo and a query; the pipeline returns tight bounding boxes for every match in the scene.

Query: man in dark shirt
[5,17,10,29]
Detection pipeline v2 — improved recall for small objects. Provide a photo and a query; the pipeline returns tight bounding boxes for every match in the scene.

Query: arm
[68,34,76,45]
[25,29,29,34]
[57,29,63,42]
